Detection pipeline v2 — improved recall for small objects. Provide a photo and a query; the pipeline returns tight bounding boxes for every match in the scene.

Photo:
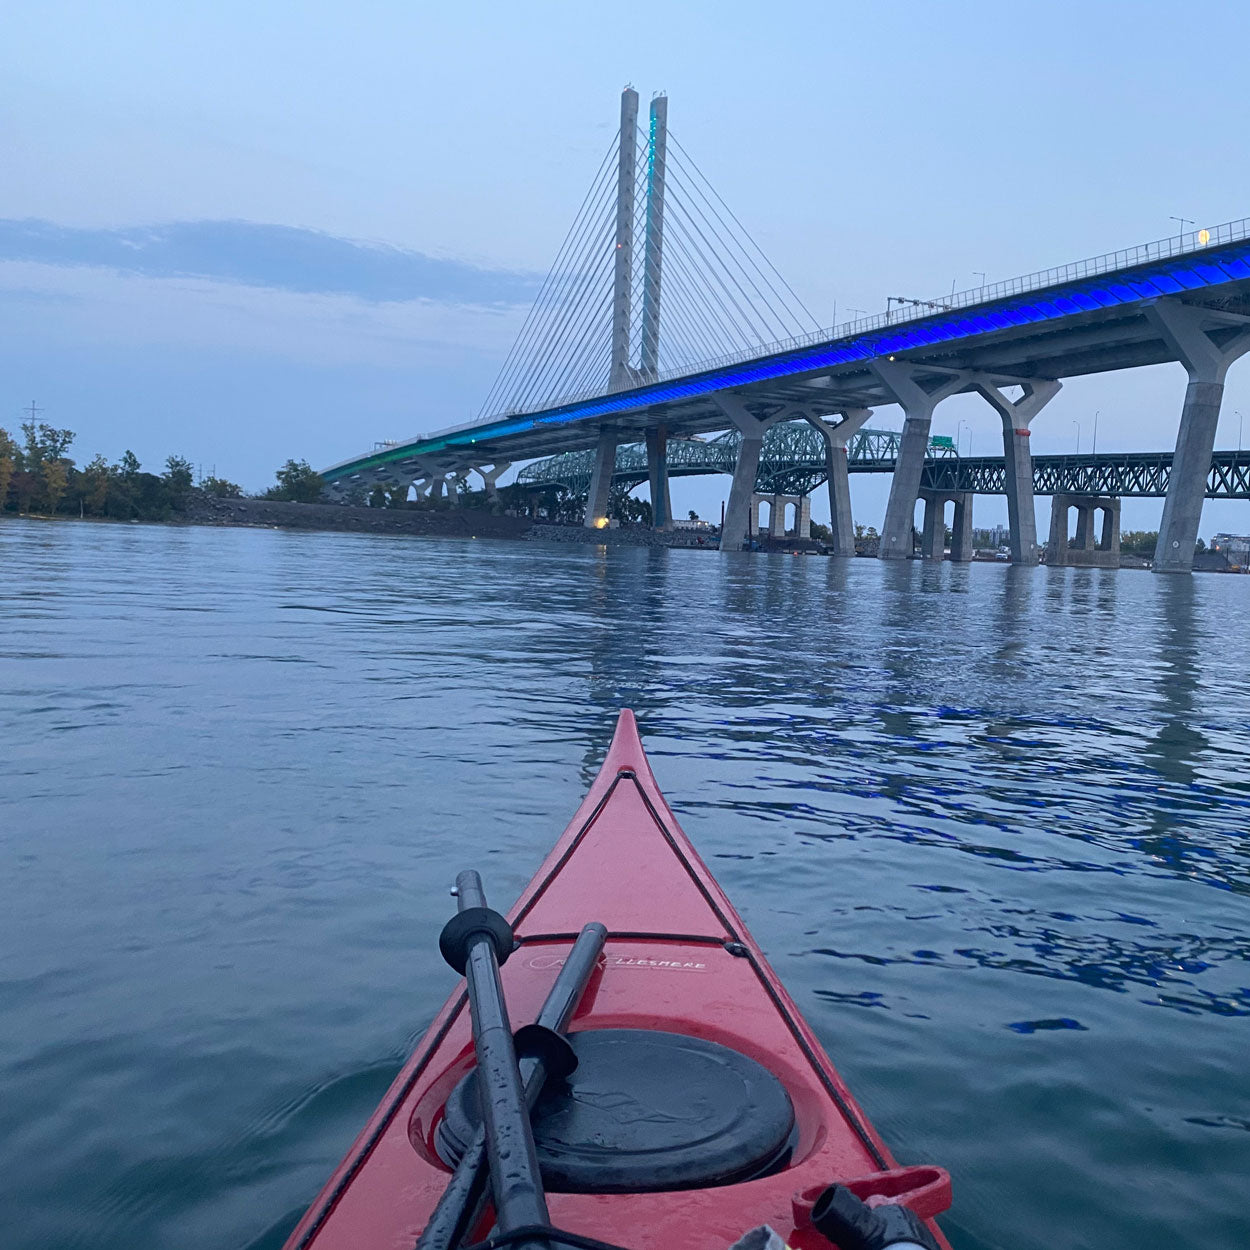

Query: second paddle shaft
[453,871,549,1242]
[416,919,607,1250]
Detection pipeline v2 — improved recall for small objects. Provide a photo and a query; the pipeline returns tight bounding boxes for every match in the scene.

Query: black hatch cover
[436,1028,795,1193]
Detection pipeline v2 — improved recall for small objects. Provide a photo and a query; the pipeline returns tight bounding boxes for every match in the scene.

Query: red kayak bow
[283,710,951,1250]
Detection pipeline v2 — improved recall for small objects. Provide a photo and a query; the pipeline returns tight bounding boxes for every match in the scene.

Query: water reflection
[2,523,1249,1250]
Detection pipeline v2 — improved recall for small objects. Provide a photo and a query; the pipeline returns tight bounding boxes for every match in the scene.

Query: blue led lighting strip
[325,241,1250,481]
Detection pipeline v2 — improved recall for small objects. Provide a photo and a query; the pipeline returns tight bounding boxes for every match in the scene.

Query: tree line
[0,420,327,520]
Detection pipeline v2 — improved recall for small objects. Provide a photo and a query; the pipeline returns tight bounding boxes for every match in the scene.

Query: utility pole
[24,400,43,424]
[610,87,639,388]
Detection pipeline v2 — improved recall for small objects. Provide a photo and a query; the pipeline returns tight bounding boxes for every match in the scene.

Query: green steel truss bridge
[516,425,955,496]
[517,421,1250,500]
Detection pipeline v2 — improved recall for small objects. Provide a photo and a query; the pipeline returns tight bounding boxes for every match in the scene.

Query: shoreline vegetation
[0,419,644,531]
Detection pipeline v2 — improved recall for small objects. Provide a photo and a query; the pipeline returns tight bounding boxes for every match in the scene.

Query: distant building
[673,518,715,531]
[1211,533,1250,555]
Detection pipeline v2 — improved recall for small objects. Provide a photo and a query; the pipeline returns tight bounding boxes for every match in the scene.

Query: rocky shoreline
[181,493,535,539]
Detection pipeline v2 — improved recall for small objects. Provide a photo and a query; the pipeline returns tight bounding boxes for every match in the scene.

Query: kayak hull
[283,711,950,1250]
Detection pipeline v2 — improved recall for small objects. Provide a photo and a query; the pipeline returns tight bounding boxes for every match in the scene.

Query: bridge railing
[481,216,1250,426]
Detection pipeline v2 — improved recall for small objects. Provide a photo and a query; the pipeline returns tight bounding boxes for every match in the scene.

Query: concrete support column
[798,495,812,540]
[583,427,618,528]
[951,493,973,562]
[446,474,463,507]
[975,378,1061,565]
[474,461,511,501]
[1075,504,1094,551]
[1145,300,1250,572]
[769,494,785,538]
[715,396,783,551]
[1046,493,1121,567]
[1100,500,1121,554]
[645,425,671,530]
[1046,495,1071,563]
[430,476,446,500]
[920,492,945,560]
[871,362,967,559]
[805,408,873,557]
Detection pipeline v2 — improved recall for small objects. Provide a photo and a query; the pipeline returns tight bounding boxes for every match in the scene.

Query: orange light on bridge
[1198,228,1211,246]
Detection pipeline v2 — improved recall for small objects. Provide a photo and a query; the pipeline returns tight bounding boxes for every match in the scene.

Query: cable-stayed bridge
[321,88,1250,572]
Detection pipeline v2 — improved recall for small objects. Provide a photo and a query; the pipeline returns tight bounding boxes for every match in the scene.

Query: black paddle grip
[439,907,514,975]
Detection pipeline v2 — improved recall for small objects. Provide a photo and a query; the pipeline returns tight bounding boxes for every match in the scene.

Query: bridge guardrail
[482,217,1250,425]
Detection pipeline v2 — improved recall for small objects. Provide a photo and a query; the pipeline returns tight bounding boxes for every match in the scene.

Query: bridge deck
[322,221,1250,488]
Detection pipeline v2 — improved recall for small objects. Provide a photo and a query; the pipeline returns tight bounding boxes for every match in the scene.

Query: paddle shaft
[416,920,607,1250]
[448,872,551,1248]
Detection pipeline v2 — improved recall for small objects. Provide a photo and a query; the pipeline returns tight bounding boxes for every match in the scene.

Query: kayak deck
[284,712,950,1250]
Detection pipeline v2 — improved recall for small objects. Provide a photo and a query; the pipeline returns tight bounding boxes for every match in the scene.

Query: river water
[2,517,1247,1250]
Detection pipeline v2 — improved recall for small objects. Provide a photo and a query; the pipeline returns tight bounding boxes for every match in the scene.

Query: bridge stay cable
[477,93,824,421]
[478,136,620,418]
[489,182,617,414]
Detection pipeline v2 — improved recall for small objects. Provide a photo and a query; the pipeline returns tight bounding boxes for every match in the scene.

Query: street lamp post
[1073,420,1081,454]
[1092,410,1099,457]
[1170,215,1194,243]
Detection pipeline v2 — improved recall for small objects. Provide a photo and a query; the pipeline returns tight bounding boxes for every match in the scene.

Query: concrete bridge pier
[474,461,511,501]
[584,427,618,528]
[805,408,872,556]
[871,361,967,559]
[751,493,810,540]
[714,396,785,549]
[1145,301,1250,572]
[975,378,1061,565]
[645,425,672,530]
[919,491,973,561]
[1047,493,1121,566]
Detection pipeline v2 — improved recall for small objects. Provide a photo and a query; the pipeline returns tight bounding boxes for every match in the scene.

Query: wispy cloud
[0,219,541,306]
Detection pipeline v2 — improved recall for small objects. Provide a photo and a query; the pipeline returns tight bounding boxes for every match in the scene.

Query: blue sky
[5,0,1250,532]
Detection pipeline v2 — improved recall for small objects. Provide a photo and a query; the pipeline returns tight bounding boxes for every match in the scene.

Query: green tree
[267,458,324,502]
[21,422,75,512]
[81,454,111,515]
[0,427,16,513]
[608,486,650,525]
[1121,530,1159,557]
[118,450,141,478]
[688,509,699,521]
[163,455,194,491]
[201,475,242,498]
[42,459,69,514]
[162,455,195,512]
